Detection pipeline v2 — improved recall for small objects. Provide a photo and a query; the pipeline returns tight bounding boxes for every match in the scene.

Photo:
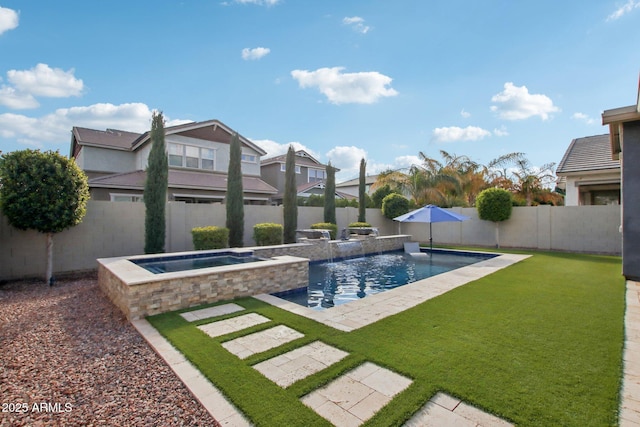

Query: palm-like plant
[511,159,557,206]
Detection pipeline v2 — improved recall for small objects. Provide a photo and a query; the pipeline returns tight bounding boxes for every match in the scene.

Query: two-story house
[260,149,353,204]
[70,119,277,204]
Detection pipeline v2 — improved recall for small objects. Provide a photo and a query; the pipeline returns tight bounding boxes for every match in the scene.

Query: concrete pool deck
[132,251,531,425]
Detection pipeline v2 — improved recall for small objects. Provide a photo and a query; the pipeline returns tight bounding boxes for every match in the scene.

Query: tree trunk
[495,222,500,248]
[46,232,54,285]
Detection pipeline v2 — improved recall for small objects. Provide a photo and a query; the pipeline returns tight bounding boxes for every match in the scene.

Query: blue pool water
[132,252,264,274]
[273,250,495,310]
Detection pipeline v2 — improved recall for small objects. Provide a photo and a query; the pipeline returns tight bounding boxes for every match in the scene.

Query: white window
[168,143,183,167]
[185,145,199,168]
[167,143,215,171]
[202,148,214,170]
[308,169,326,183]
[241,154,257,163]
[280,163,301,173]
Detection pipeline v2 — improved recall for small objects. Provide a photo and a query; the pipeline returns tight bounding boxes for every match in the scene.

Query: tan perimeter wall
[0,202,621,281]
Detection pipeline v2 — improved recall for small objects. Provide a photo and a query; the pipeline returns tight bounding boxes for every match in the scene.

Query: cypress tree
[226,132,244,247]
[144,111,168,254]
[283,146,298,243]
[324,161,336,224]
[358,158,367,222]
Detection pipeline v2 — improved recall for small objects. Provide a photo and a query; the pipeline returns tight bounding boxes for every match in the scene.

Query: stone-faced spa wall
[98,255,308,320]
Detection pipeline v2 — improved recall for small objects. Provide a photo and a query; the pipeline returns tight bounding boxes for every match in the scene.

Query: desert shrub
[311,222,338,239]
[191,226,229,250]
[253,223,283,246]
[381,193,410,219]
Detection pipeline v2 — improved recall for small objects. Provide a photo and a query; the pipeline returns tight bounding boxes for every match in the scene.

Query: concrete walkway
[131,252,528,426]
[621,280,640,426]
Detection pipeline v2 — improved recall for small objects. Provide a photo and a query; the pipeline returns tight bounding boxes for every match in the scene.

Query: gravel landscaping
[0,274,219,427]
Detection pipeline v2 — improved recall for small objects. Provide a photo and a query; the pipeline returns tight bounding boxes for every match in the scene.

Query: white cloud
[291,67,398,104]
[0,6,18,35]
[0,102,188,148]
[493,125,509,137]
[432,126,491,143]
[607,0,640,21]
[7,63,84,98]
[0,86,39,109]
[326,145,367,177]
[343,16,370,34]
[572,112,596,125]
[233,0,281,5]
[460,109,471,118]
[490,82,560,120]
[241,47,271,60]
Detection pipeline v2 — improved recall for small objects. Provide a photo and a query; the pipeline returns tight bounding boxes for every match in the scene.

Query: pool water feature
[132,251,264,274]
[273,250,496,310]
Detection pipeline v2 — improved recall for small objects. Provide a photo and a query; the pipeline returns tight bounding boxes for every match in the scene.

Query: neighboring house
[260,150,342,203]
[556,134,621,206]
[70,120,277,204]
[602,83,640,280]
[336,174,379,197]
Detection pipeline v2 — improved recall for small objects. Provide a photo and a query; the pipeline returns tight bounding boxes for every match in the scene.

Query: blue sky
[0,1,639,182]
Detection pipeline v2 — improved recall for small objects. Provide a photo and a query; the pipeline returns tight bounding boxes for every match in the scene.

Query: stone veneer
[252,234,411,261]
[98,235,410,320]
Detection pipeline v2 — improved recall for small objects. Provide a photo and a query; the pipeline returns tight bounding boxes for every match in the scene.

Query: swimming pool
[273,250,496,310]
[132,251,264,274]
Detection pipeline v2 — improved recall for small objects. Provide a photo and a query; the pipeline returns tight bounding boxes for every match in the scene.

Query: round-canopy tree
[0,149,89,284]
[381,193,410,220]
[476,187,512,248]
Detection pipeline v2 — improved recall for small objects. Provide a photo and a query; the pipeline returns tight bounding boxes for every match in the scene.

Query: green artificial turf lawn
[147,250,625,426]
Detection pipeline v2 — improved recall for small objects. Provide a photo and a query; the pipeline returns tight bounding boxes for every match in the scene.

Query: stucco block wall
[1,201,145,280]
[397,205,621,254]
[0,202,621,281]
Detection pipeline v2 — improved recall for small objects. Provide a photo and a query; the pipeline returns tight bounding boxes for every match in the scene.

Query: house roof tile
[89,170,277,194]
[73,127,141,150]
[556,134,620,174]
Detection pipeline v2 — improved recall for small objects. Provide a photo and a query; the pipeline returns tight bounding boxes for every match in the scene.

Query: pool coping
[255,252,530,331]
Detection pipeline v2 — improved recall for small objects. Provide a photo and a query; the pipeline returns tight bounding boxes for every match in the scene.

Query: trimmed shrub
[381,193,410,219]
[253,223,283,246]
[311,222,338,240]
[476,188,513,222]
[348,222,371,228]
[191,226,229,250]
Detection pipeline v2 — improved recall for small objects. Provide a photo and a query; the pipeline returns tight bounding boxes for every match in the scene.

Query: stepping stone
[301,362,412,426]
[253,341,349,387]
[181,303,244,322]
[198,313,270,338]
[404,392,513,427]
[222,325,304,359]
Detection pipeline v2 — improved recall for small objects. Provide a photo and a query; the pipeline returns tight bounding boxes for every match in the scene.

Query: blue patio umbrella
[393,205,470,251]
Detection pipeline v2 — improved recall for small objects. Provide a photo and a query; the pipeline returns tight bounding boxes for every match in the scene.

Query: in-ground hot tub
[98,248,308,320]
[132,250,265,274]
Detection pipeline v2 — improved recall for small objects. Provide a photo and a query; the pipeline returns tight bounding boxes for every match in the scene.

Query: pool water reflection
[273,250,495,310]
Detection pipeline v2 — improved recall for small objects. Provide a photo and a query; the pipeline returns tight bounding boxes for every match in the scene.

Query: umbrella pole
[429,222,433,252]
